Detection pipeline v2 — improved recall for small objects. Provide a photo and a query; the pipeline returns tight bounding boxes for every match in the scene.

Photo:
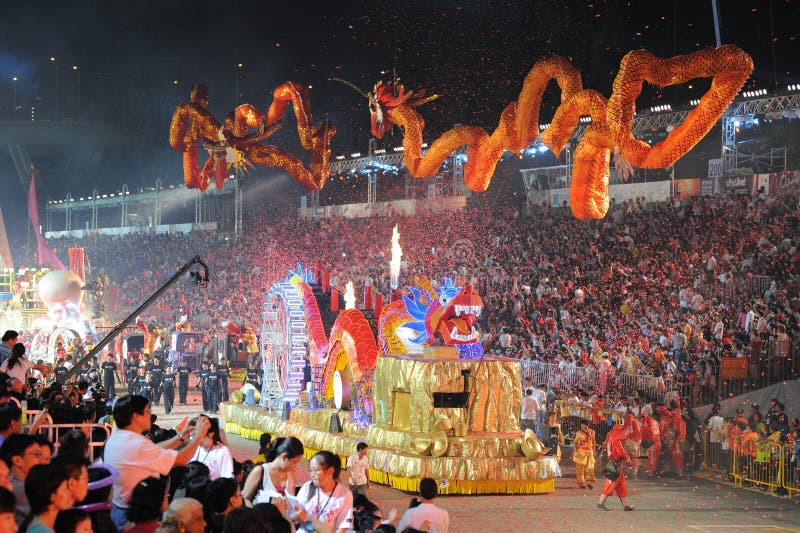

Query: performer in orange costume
[572,419,597,489]
[622,412,642,479]
[598,424,635,511]
[638,411,661,476]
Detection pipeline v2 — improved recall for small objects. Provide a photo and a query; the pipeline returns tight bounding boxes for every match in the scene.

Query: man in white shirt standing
[706,405,724,468]
[346,441,370,497]
[104,395,210,531]
[398,477,449,533]
[520,388,539,433]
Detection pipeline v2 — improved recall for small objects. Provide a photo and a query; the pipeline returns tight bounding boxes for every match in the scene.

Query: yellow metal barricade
[699,429,730,477]
[731,438,782,494]
[781,445,799,498]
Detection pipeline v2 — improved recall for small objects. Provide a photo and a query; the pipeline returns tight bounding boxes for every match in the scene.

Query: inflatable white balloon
[38,271,84,326]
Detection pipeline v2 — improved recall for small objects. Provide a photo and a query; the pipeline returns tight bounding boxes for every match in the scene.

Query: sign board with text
[708,158,723,179]
[720,357,749,380]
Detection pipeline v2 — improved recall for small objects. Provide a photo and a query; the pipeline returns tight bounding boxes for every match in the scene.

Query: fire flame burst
[390,225,402,289]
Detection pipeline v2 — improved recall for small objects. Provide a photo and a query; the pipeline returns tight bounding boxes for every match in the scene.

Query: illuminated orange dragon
[169,83,335,192]
[338,45,752,219]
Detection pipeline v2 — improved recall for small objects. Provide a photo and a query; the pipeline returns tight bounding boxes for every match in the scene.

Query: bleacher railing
[519,360,677,403]
[518,334,799,408]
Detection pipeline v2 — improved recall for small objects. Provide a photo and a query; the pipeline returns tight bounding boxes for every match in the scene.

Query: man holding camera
[104,395,210,531]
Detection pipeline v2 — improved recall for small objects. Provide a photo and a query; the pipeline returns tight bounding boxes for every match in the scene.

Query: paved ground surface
[146,384,800,533]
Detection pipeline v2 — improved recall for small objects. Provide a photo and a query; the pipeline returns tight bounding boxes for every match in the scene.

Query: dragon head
[369,80,438,139]
[331,78,438,140]
[424,279,483,345]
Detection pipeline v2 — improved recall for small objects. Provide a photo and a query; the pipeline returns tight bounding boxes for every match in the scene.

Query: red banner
[27,170,65,270]
[0,208,12,270]
[720,357,749,380]
[69,248,85,283]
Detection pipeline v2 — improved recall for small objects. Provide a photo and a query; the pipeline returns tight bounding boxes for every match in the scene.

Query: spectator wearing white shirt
[346,442,370,497]
[0,344,50,384]
[498,329,513,350]
[294,450,353,533]
[533,384,548,436]
[104,395,210,531]
[398,478,449,533]
[706,405,725,468]
[520,388,539,432]
[190,416,234,480]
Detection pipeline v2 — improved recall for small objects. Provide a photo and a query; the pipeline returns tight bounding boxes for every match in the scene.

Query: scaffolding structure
[45,178,243,236]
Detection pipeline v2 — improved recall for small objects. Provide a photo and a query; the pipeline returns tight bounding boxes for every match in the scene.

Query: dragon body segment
[354,46,752,220]
[170,82,335,192]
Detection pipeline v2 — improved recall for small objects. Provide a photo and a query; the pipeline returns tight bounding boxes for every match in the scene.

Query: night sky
[0,0,798,239]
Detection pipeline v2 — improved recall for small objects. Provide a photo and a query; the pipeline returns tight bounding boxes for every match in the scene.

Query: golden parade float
[223,261,560,494]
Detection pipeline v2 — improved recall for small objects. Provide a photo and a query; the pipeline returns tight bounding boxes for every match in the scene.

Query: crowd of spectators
[1,181,799,527]
[34,186,799,404]
[0,370,446,533]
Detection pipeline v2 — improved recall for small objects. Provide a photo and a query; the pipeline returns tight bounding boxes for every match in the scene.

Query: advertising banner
[720,357,749,380]
[675,178,700,199]
[769,170,800,196]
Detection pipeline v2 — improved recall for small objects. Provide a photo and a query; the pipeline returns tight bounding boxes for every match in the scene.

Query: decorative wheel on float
[46,327,82,366]
[261,282,308,410]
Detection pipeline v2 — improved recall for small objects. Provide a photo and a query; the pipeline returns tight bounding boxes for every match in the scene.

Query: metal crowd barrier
[30,422,111,463]
[520,360,677,402]
[698,430,799,498]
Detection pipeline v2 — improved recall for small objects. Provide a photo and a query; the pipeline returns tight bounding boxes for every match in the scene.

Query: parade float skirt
[223,355,559,495]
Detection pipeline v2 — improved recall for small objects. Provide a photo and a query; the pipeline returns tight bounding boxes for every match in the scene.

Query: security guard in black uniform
[54,358,69,385]
[162,366,176,414]
[217,360,230,402]
[206,363,222,413]
[87,356,100,376]
[245,359,262,389]
[177,359,190,405]
[101,353,120,399]
[151,356,164,405]
[135,369,150,399]
[196,360,210,411]
[125,360,138,395]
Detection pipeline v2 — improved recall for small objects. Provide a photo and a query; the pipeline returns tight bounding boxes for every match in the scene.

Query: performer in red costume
[638,411,661,477]
[659,402,687,476]
[598,424,635,511]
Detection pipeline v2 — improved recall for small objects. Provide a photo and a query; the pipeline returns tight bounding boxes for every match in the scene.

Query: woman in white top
[242,436,303,506]
[293,450,353,533]
[190,416,233,480]
[0,343,51,383]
